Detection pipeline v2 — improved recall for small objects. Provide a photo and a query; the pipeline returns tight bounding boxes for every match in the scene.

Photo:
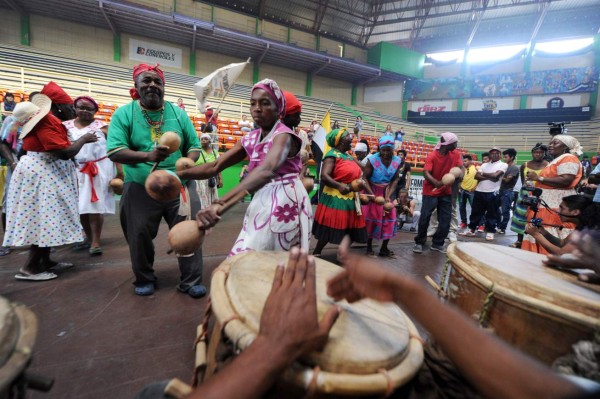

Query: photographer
[522,135,583,254]
[524,194,600,255]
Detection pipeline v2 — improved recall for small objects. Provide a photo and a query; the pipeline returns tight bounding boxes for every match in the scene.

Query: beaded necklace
[138,100,164,143]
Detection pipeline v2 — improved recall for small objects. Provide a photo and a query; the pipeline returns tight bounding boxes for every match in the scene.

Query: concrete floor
[0,202,518,399]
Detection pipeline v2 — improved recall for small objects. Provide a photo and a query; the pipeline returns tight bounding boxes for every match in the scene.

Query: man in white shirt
[460,147,507,241]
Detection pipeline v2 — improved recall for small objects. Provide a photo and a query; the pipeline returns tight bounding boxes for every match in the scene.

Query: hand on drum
[259,248,340,362]
[328,237,403,303]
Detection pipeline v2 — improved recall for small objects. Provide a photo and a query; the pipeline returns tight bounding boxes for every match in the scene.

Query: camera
[548,121,570,136]
[519,187,543,211]
[530,218,543,228]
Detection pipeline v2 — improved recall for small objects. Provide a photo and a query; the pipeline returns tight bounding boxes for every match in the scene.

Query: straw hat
[16,94,52,138]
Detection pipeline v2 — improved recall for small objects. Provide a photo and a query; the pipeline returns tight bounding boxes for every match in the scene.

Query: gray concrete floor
[0,202,518,399]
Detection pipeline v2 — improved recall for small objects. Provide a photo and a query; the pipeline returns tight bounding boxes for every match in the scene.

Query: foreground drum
[194,251,424,397]
[445,242,600,365]
[0,296,38,399]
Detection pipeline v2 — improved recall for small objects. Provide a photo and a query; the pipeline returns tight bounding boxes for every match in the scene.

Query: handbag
[200,150,217,188]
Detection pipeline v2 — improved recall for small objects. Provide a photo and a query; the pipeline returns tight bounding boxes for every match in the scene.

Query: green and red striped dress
[312,149,367,245]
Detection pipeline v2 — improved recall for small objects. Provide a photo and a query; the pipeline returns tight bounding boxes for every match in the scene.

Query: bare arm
[476,170,504,182]
[423,169,443,188]
[188,249,339,399]
[50,132,98,160]
[0,141,16,170]
[327,241,583,399]
[525,225,566,254]
[404,170,411,190]
[108,146,171,165]
[527,172,577,188]
[588,173,600,185]
[321,157,350,194]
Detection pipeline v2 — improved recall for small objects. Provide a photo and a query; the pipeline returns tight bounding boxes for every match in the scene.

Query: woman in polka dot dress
[3,83,98,281]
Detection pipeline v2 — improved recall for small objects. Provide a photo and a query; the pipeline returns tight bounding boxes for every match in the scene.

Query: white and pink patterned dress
[229,121,312,256]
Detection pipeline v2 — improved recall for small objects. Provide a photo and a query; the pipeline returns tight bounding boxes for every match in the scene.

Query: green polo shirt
[107,101,201,185]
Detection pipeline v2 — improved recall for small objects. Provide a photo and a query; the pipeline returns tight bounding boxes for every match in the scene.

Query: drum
[194,251,424,397]
[445,242,600,365]
[0,296,38,399]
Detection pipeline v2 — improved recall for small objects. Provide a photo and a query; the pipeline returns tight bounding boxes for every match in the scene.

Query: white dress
[64,120,116,215]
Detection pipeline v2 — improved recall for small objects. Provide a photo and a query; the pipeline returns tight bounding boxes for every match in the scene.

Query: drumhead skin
[446,242,600,364]
[211,251,424,395]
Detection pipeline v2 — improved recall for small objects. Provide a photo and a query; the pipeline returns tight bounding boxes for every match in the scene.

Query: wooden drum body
[445,242,600,365]
[0,296,38,399]
[195,251,424,397]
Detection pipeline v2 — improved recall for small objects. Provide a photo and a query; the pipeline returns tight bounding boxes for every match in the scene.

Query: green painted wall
[367,42,424,79]
[20,15,30,46]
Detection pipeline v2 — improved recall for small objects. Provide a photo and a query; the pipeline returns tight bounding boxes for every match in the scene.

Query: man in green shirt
[107,64,205,298]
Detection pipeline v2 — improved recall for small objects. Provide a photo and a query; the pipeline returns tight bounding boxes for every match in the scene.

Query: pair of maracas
[432,166,463,191]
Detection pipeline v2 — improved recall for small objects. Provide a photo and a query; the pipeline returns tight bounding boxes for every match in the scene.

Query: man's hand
[544,230,600,274]
[526,171,539,182]
[328,237,402,303]
[259,248,339,362]
[146,145,170,163]
[195,203,221,229]
[524,223,543,237]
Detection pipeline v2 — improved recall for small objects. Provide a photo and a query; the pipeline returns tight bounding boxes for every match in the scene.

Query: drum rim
[0,304,37,393]
[208,252,425,395]
[447,243,600,328]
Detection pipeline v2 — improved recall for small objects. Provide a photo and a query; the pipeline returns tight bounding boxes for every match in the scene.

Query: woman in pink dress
[178,79,311,255]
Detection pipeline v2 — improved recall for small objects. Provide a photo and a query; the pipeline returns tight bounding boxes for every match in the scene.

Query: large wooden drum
[0,296,38,399]
[445,242,600,365]
[195,251,424,397]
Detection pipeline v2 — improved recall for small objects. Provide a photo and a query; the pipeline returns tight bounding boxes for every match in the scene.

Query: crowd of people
[0,68,598,399]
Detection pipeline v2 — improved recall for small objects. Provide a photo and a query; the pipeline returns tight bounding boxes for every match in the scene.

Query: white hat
[354,142,368,152]
[15,94,52,139]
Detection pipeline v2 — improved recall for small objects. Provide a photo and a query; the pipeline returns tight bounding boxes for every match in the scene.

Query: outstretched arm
[189,248,339,399]
[327,239,583,399]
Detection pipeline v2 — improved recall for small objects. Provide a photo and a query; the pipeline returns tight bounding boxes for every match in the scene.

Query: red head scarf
[283,91,302,115]
[129,64,165,99]
[41,81,73,105]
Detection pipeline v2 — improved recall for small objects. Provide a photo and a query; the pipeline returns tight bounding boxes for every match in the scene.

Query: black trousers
[120,181,203,291]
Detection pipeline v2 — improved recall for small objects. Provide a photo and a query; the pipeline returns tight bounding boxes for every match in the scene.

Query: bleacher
[1,43,595,169]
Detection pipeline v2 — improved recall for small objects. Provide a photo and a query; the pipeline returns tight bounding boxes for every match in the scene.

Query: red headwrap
[129,64,165,99]
[41,81,73,105]
[284,91,302,115]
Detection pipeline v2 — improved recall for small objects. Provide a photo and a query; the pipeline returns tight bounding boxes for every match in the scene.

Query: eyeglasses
[76,106,96,111]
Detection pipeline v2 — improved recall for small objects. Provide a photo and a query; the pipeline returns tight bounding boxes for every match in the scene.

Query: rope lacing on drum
[409,334,425,346]
[212,268,229,279]
[478,284,495,327]
[377,368,393,398]
[193,299,212,350]
[438,258,451,297]
[304,365,320,399]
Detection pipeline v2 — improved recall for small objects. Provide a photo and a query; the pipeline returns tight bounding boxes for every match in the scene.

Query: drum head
[448,243,600,320]
[223,251,411,374]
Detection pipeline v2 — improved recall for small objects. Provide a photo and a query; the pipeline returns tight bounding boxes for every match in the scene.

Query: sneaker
[477,226,485,233]
[459,223,467,229]
[134,284,155,296]
[485,233,494,241]
[431,244,447,254]
[412,244,423,254]
[497,229,505,234]
[459,230,476,237]
[448,232,457,242]
[187,284,207,298]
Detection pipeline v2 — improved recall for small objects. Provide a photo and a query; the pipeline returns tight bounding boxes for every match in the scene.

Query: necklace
[138,101,164,143]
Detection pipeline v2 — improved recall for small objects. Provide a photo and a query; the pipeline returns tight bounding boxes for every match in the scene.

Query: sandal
[89,247,103,256]
[0,247,11,256]
[72,241,91,251]
[15,271,58,281]
[378,249,396,258]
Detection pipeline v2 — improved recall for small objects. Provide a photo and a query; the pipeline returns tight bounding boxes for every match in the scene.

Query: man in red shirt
[413,132,463,254]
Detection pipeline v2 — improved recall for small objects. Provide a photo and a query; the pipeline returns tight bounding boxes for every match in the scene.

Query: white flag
[194,59,250,110]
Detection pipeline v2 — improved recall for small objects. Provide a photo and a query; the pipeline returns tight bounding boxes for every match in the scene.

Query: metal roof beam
[313,0,330,32]
[257,43,270,64]
[528,1,550,44]
[465,0,490,50]
[408,0,435,49]
[98,0,118,36]
[311,58,331,77]
[360,0,384,46]
[258,0,267,18]
[372,0,551,26]
[356,71,382,86]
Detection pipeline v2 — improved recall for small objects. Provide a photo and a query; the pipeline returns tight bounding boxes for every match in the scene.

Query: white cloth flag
[194,59,250,110]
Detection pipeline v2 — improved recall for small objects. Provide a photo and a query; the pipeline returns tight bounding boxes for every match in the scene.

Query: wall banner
[530,94,582,109]
[465,97,516,111]
[129,38,182,69]
[409,101,453,112]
